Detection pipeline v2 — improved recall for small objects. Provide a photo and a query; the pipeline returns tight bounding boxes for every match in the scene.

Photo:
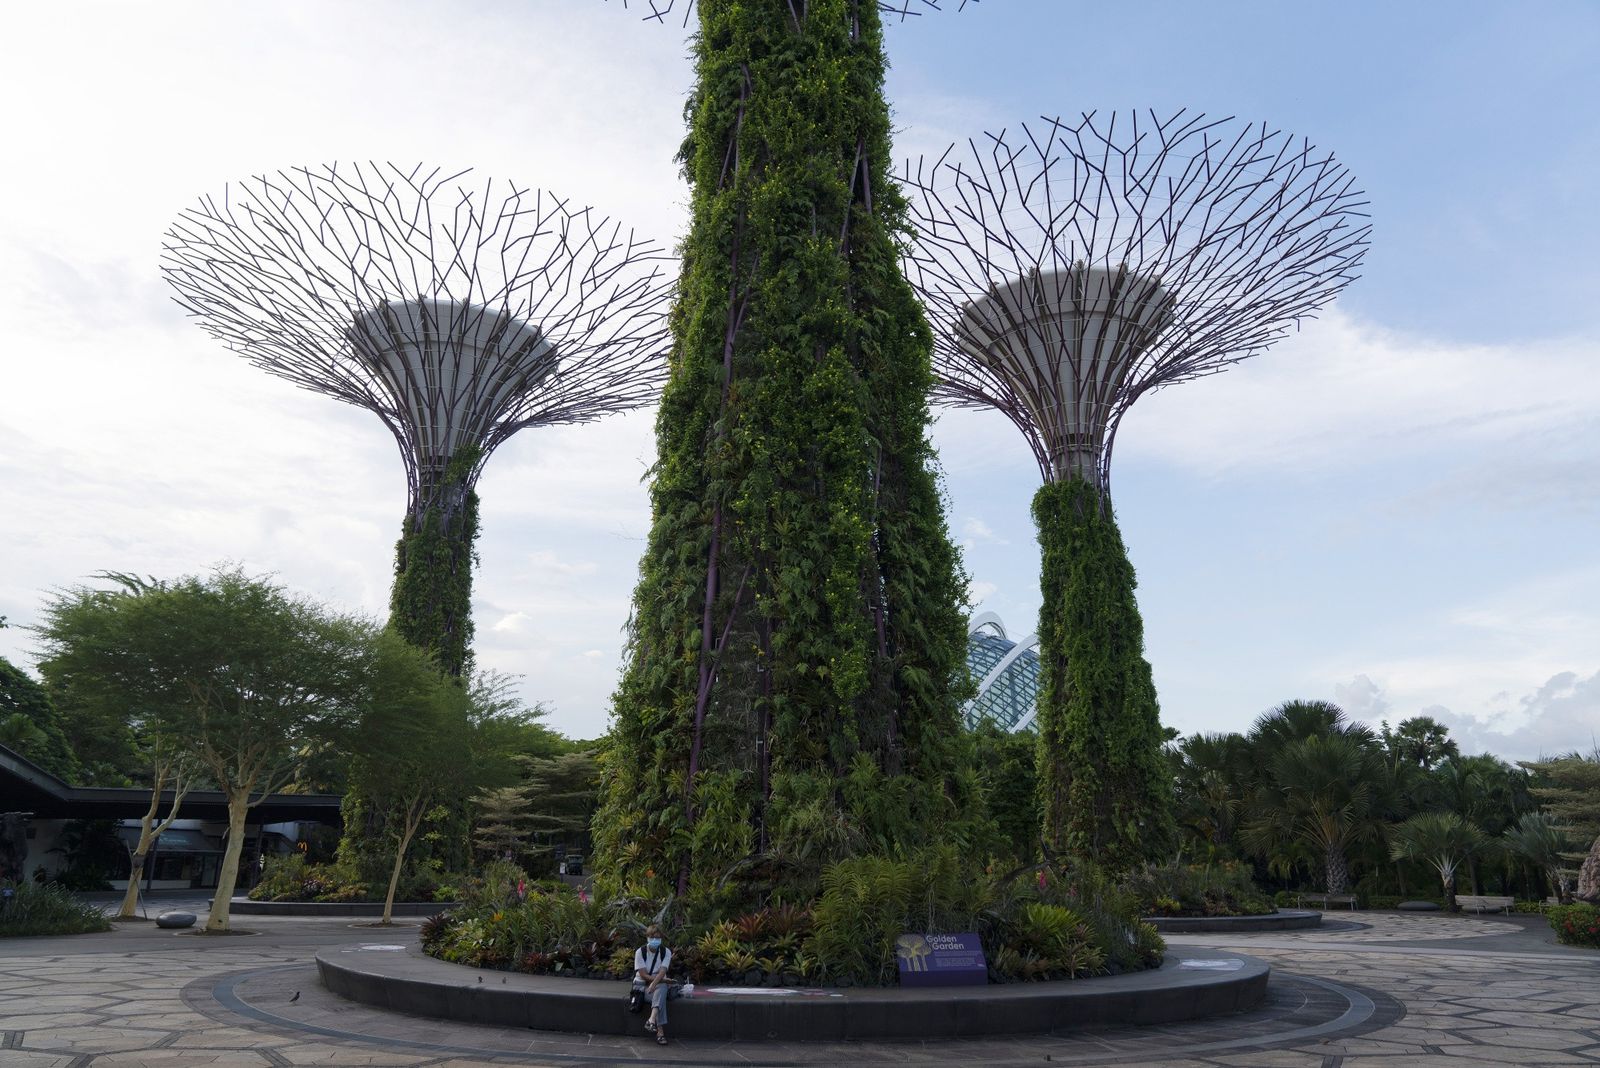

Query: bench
[1295,892,1357,910]
[1455,894,1514,914]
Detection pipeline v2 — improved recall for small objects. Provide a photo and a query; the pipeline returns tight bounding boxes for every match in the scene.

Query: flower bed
[420,852,1164,987]
[1127,861,1274,918]
[1548,903,1600,948]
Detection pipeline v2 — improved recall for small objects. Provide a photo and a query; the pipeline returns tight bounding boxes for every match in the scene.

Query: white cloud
[1343,670,1600,762]
[1116,310,1600,486]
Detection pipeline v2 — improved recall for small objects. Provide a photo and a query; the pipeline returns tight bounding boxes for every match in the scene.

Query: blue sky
[1,1,1597,758]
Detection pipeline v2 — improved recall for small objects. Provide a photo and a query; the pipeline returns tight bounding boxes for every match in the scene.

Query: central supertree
[596,0,980,899]
[900,111,1370,866]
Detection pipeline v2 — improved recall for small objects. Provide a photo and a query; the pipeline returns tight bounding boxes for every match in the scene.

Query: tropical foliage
[1032,478,1174,869]
[0,880,111,938]
[1123,861,1273,918]
[594,0,978,902]
[1167,701,1589,906]
[420,852,1163,986]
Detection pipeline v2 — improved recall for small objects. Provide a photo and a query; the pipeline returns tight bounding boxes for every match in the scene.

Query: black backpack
[628,946,664,1013]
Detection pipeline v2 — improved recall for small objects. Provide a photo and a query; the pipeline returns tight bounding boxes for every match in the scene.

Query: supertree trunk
[1033,478,1173,869]
[595,0,974,899]
[389,448,482,678]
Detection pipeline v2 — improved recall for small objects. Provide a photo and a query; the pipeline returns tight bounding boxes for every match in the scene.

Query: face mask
[647,937,662,949]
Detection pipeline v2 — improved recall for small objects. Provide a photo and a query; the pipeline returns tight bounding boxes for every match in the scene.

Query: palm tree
[1241,732,1385,895]
[1389,811,1491,912]
[1382,715,1459,771]
[1171,732,1252,857]
[1503,811,1577,904]
[1432,755,1532,892]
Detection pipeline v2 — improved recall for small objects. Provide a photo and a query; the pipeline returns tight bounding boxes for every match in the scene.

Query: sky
[2,0,1598,760]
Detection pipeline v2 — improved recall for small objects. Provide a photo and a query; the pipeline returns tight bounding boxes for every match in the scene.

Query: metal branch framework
[161,162,674,516]
[608,0,976,27]
[899,110,1371,490]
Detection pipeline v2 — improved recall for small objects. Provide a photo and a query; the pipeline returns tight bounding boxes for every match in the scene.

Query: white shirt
[634,944,672,978]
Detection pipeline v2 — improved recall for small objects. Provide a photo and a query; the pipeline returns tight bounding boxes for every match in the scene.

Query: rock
[1397,901,1440,911]
[156,911,197,929]
[1577,834,1600,902]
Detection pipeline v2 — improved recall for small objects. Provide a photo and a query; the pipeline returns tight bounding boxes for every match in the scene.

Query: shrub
[1123,861,1273,918]
[251,855,460,903]
[1548,904,1600,948]
[420,851,1162,987]
[0,880,111,937]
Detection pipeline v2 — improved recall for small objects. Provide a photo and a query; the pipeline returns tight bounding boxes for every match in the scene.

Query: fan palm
[1241,732,1384,895]
[1502,811,1577,904]
[1389,811,1491,912]
[1171,733,1252,856]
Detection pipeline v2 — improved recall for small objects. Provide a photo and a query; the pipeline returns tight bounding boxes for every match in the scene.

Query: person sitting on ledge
[634,924,677,1045]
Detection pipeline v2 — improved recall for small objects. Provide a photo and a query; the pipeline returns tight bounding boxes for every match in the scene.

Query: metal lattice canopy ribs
[899,110,1372,491]
[161,162,674,517]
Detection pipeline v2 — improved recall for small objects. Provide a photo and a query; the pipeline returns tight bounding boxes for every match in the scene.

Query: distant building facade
[965,612,1040,732]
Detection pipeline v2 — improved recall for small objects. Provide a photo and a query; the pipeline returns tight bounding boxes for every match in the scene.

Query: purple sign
[895,932,988,987]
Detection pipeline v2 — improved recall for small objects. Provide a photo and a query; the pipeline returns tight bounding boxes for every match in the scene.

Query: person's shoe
[656,1031,668,1045]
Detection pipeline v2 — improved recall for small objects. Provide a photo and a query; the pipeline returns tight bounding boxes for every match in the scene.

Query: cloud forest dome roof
[966,613,1040,732]
[899,110,1371,487]
[160,162,674,509]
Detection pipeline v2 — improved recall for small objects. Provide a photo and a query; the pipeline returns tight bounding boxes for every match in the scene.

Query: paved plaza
[2,899,1597,1067]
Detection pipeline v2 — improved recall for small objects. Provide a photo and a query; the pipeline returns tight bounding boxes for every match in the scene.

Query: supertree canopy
[593,0,983,901]
[161,163,673,675]
[899,111,1371,865]
[901,110,1371,493]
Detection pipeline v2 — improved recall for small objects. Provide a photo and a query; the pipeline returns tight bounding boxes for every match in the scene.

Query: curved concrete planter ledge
[315,944,1269,1041]
[1144,909,1323,933]
[223,897,458,917]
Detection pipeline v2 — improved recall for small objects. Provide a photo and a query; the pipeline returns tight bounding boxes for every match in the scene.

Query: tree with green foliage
[1389,811,1491,912]
[115,739,198,920]
[35,574,162,787]
[0,656,79,781]
[1430,754,1531,893]
[339,669,554,885]
[969,721,1040,864]
[1381,715,1459,771]
[596,0,977,899]
[1242,731,1386,895]
[35,568,371,932]
[1033,479,1174,868]
[343,631,477,924]
[1523,751,1600,902]
[1503,811,1578,903]
[522,751,601,867]
[1170,732,1254,859]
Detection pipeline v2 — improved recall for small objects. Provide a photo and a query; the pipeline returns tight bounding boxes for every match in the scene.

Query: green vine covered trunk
[596,0,978,900]
[1033,479,1173,870]
[389,446,481,678]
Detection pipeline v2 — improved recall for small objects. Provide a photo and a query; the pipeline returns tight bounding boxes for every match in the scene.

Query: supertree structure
[161,163,673,676]
[593,0,983,900]
[899,111,1371,864]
